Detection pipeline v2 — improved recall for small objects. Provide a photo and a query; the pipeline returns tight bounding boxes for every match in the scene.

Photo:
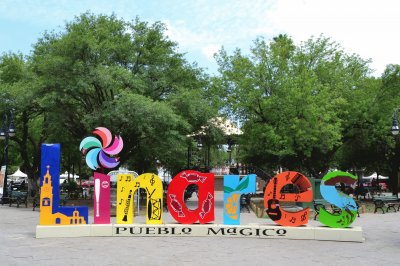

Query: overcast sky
[0,0,399,76]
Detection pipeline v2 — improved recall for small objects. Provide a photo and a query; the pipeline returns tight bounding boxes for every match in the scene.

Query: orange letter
[264,171,312,226]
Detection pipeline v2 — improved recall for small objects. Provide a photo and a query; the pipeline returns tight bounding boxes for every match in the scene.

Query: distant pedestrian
[89,187,93,200]
[83,188,88,199]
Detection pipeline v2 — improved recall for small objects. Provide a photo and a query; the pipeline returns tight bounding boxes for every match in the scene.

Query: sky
[0,0,399,76]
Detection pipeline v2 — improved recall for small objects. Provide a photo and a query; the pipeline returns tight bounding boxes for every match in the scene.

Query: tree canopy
[214,34,399,180]
[1,13,219,191]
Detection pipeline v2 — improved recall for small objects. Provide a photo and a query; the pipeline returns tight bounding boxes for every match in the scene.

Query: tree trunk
[390,170,399,196]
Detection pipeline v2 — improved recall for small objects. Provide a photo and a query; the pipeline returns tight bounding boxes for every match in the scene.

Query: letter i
[93,172,111,224]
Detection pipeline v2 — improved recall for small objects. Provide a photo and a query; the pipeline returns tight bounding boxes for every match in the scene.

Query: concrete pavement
[1,192,400,265]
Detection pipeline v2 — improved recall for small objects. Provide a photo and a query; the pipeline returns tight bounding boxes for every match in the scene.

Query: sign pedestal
[36,224,364,242]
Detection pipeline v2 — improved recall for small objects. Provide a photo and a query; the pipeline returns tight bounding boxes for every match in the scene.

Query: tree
[372,65,400,194]
[31,13,217,176]
[215,35,373,177]
[0,53,46,195]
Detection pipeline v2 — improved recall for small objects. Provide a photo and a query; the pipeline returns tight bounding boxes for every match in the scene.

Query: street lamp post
[0,109,16,203]
[227,138,234,165]
[391,108,400,135]
[390,108,400,196]
[227,137,239,174]
[196,136,209,171]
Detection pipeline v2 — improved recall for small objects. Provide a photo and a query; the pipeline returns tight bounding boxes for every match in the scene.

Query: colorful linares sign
[37,143,361,241]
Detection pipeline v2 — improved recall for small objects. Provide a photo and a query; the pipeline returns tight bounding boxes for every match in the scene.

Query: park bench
[372,195,399,214]
[8,190,28,208]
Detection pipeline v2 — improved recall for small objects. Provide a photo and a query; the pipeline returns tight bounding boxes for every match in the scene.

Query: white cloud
[202,44,221,60]
[1,0,398,75]
[163,0,400,75]
[162,1,277,71]
[267,0,400,75]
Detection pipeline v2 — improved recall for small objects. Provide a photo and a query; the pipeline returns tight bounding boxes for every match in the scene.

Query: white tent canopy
[8,169,28,182]
[60,171,79,179]
[9,169,27,178]
[59,171,79,184]
[362,173,389,180]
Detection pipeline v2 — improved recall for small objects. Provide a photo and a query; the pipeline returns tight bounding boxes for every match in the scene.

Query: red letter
[167,170,214,224]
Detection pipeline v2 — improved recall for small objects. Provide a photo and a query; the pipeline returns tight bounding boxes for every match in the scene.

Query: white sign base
[36,224,364,242]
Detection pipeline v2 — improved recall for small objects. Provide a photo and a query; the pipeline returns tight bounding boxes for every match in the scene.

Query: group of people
[353,178,381,199]
[7,180,27,193]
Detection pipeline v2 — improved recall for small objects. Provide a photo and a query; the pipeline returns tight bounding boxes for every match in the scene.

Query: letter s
[319,171,358,228]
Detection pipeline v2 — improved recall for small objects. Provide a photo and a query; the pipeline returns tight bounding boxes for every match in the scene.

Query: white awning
[60,171,79,179]
[362,173,389,180]
[8,169,28,182]
[9,169,27,178]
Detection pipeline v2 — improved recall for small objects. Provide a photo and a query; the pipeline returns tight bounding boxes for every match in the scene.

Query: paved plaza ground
[1,192,400,265]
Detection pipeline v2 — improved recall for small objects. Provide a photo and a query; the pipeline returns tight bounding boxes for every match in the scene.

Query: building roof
[210,117,242,136]
[187,117,242,137]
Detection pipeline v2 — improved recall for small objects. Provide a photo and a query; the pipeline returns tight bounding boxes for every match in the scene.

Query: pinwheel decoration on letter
[79,127,124,170]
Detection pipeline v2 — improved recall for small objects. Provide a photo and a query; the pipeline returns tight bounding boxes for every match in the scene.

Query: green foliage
[29,13,217,175]
[0,52,45,188]
[61,179,80,199]
[215,35,374,177]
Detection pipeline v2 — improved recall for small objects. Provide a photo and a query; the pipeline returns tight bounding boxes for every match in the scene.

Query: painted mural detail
[223,174,256,225]
[169,194,185,217]
[39,144,88,225]
[319,171,358,228]
[264,171,313,227]
[167,170,214,224]
[116,173,163,224]
[79,127,123,170]
[116,174,134,224]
